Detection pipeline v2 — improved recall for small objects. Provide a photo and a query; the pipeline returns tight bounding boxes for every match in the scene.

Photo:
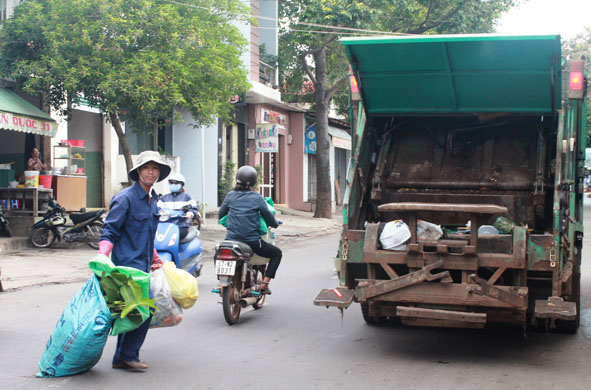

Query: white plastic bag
[150,268,183,328]
[417,220,443,240]
[380,220,411,251]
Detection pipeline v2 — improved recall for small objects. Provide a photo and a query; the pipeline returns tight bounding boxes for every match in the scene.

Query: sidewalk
[0,206,343,292]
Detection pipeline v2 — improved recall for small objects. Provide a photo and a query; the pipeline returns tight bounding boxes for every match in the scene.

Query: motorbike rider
[218,165,282,294]
[158,172,201,240]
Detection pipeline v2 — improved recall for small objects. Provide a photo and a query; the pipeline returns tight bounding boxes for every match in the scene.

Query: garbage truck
[314,34,586,333]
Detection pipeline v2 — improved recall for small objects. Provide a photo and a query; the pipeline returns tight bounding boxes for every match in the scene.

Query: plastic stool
[10,200,19,209]
[0,199,7,209]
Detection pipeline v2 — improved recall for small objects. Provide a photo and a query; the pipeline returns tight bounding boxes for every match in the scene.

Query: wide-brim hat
[128,150,171,182]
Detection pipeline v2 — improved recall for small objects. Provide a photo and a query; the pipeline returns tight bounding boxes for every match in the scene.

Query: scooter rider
[158,172,200,240]
[218,165,282,294]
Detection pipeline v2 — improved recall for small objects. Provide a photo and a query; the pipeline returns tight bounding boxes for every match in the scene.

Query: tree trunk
[108,112,134,182]
[313,48,332,219]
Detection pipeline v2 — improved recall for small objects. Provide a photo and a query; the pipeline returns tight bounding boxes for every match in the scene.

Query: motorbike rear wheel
[30,226,56,248]
[222,281,241,325]
[1,221,12,237]
[86,221,103,249]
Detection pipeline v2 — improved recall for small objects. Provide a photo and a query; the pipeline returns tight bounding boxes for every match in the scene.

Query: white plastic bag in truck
[380,220,411,251]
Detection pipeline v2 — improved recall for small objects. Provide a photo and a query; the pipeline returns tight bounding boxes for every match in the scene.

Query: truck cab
[315,34,586,332]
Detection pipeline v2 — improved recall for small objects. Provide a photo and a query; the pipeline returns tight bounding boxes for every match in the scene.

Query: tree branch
[300,52,316,85]
[326,74,348,101]
[407,2,463,34]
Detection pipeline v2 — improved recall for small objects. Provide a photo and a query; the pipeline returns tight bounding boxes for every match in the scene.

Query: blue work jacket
[218,190,279,242]
[100,182,159,273]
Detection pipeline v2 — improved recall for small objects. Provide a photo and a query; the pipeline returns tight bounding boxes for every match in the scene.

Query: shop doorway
[259,152,278,202]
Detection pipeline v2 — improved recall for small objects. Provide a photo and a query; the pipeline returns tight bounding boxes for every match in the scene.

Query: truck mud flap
[534,296,577,321]
[397,306,487,329]
[314,287,355,309]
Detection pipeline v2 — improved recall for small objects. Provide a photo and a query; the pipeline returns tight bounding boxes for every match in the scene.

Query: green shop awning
[341,34,562,115]
[0,88,58,136]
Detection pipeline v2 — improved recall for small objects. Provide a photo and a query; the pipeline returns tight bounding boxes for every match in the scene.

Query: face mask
[169,183,182,193]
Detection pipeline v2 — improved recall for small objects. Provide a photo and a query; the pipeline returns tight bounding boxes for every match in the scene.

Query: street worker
[26,147,47,171]
[98,150,171,370]
[158,172,201,240]
[218,165,282,294]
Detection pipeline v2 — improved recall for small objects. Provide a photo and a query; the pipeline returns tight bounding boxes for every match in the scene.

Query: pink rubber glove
[151,249,163,270]
[98,240,113,256]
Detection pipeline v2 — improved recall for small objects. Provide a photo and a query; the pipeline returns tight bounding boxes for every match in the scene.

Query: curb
[0,237,29,252]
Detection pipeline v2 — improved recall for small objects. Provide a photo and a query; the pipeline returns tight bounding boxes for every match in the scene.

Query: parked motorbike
[29,198,105,248]
[155,206,203,277]
[212,229,276,325]
[0,207,12,237]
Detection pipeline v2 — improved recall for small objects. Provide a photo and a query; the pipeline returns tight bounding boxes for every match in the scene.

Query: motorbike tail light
[217,248,237,260]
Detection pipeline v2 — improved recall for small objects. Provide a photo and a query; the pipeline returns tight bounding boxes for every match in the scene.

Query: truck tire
[555,272,580,333]
[361,302,386,325]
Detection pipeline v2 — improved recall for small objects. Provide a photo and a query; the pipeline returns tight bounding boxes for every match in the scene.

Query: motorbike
[155,206,203,277]
[29,198,105,248]
[212,229,276,325]
[0,207,12,237]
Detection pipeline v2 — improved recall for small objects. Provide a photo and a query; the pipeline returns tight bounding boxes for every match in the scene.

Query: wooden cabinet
[53,145,86,175]
[54,175,87,211]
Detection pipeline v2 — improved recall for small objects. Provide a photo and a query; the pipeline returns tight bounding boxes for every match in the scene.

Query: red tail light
[568,60,585,100]
[217,248,237,260]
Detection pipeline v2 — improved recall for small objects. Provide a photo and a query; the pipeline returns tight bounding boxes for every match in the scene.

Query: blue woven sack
[37,275,112,377]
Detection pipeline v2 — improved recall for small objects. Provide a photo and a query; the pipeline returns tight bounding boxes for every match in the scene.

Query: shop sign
[332,137,351,150]
[261,108,287,131]
[305,126,317,154]
[0,111,57,137]
[255,123,278,152]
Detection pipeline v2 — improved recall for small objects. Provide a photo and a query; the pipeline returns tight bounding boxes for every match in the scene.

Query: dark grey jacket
[218,190,279,242]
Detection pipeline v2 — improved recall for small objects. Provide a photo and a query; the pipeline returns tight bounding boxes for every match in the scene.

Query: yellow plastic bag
[161,262,199,309]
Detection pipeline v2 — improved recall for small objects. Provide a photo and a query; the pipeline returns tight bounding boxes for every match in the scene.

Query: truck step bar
[397,306,487,329]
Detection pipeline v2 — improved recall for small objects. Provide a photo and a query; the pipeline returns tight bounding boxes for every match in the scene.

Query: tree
[279,0,516,218]
[563,27,591,144]
[0,0,251,174]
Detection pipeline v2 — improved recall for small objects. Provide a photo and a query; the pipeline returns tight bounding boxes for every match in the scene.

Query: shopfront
[0,88,57,186]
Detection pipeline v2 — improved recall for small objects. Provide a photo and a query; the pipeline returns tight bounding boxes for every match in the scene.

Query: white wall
[172,109,218,214]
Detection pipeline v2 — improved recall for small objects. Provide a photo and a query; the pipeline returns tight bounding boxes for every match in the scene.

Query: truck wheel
[361,302,385,325]
[555,272,580,334]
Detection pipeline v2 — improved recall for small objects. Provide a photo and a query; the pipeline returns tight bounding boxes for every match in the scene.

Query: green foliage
[219,160,236,203]
[0,0,252,127]
[99,270,157,326]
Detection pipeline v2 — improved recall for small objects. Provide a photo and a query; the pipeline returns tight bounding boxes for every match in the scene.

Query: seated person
[158,173,200,240]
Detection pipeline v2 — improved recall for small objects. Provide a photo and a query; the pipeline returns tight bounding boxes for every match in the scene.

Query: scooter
[155,206,203,277]
[29,198,105,248]
[212,228,277,325]
[0,207,12,237]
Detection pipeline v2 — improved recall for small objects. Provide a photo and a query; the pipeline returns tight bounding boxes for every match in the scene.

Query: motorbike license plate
[215,260,236,276]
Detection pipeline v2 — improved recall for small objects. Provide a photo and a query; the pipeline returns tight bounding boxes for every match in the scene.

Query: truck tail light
[568,60,585,100]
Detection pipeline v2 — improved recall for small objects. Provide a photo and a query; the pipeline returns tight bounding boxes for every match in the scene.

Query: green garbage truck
[315,34,586,332]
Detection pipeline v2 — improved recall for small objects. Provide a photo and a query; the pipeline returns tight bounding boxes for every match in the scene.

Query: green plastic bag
[218,196,276,234]
[88,255,152,336]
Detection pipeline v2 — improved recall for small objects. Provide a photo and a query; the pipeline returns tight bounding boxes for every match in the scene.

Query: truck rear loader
[315,34,586,332]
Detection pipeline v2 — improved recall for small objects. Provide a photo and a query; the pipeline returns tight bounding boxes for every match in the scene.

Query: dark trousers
[245,239,282,279]
[112,311,152,363]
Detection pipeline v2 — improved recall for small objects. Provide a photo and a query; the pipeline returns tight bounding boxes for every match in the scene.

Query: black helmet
[236,165,257,187]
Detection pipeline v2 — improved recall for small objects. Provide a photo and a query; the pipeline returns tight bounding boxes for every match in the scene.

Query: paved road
[1,231,591,390]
